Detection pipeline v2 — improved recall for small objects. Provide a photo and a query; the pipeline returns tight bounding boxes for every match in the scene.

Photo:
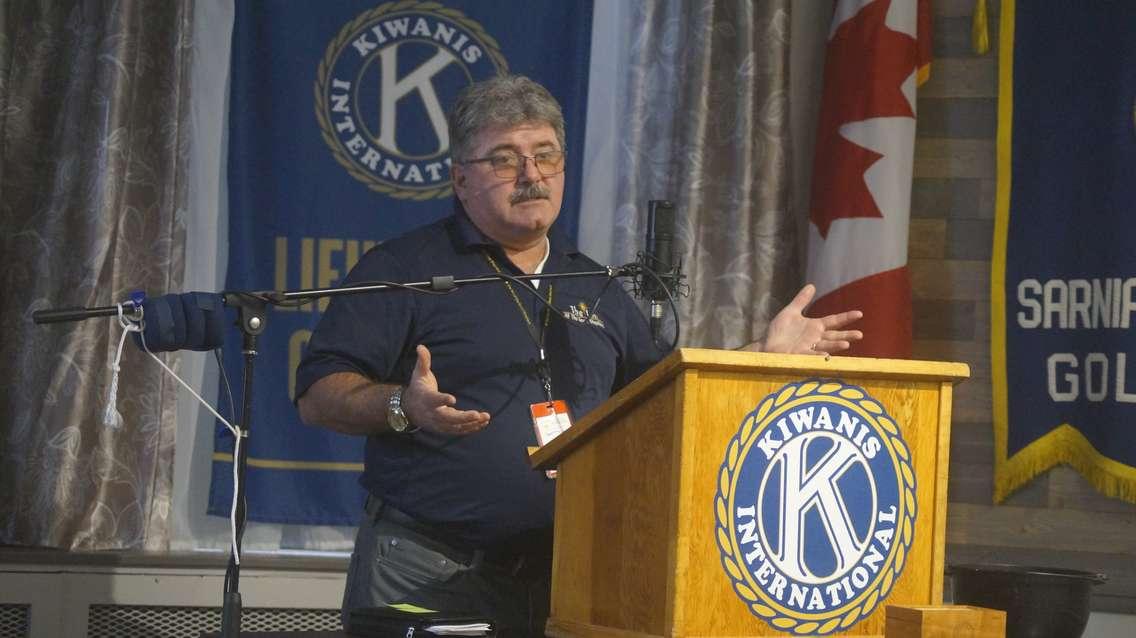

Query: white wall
[1086,611,1136,638]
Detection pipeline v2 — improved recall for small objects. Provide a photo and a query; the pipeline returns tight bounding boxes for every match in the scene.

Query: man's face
[452,121,565,249]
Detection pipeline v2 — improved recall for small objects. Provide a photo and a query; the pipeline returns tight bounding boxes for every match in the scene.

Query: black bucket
[948,564,1107,638]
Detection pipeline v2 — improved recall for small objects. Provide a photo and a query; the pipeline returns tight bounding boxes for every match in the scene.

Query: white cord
[118,308,243,565]
[103,305,140,429]
[132,328,239,437]
[230,426,242,564]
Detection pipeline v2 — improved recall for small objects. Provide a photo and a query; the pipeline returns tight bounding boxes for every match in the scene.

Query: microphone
[131,292,228,352]
[643,200,680,342]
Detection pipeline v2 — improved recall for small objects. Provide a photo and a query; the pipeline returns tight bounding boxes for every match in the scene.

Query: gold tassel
[972,0,991,55]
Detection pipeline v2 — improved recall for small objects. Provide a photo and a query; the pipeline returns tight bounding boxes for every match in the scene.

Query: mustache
[509,183,551,204]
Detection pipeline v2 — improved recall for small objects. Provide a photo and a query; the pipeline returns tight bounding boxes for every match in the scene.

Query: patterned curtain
[603,0,799,349]
[0,1,193,550]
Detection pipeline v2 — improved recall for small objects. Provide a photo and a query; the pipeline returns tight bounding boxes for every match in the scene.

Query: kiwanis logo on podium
[714,380,916,635]
[315,2,507,199]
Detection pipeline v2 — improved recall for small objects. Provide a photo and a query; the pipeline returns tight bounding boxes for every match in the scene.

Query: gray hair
[448,74,566,162]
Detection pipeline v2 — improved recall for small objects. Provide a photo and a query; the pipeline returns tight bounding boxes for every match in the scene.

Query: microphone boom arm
[261,267,627,305]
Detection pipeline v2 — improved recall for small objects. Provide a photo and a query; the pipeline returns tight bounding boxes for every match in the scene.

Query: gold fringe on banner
[994,426,1136,504]
[972,0,990,55]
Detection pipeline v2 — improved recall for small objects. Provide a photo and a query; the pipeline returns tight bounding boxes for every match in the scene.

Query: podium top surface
[654,348,969,380]
[530,348,969,469]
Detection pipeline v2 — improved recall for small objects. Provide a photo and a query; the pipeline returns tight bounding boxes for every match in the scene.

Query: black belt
[364,496,538,576]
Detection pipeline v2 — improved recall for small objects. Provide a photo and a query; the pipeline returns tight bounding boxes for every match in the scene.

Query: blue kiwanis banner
[992,0,1136,503]
[211,1,594,524]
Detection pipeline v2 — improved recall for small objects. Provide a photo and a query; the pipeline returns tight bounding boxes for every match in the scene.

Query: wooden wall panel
[912,177,991,219]
[910,258,987,301]
[948,504,1136,555]
[932,0,1000,19]
[909,218,947,259]
[917,98,996,138]
[914,139,995,178]
[921,60,997,98]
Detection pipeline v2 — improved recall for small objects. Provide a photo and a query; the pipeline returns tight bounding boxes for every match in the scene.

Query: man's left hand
[745,284,863,355]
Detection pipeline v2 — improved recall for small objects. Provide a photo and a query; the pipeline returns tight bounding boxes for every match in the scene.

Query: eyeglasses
[460,150,567,179]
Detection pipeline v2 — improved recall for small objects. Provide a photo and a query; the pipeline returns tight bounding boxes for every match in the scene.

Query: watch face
[389,410,409,432]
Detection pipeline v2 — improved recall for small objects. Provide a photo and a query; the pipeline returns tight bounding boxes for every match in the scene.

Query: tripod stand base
[221,591,242,636]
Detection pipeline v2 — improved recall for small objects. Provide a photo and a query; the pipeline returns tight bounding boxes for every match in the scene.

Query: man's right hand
[402,344,491,435]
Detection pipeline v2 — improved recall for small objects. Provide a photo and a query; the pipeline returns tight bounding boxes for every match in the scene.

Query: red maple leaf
[810,0,919,238]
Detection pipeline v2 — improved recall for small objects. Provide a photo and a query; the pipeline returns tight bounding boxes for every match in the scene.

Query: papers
[424,622,493,635]
[348,603,495,637]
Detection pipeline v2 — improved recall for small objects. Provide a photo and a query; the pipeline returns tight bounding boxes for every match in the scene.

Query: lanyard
[484,251,555,402]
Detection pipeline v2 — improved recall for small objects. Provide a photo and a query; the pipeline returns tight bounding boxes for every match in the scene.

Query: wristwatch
[387,386,417,433]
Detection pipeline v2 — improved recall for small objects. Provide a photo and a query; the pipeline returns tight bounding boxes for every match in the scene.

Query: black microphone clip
[641,200,687,344]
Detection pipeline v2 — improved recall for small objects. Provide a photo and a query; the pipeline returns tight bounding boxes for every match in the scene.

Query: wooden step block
[886,605,1006,638]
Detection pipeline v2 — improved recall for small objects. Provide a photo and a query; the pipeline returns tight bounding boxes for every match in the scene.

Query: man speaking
[296,74,863,636]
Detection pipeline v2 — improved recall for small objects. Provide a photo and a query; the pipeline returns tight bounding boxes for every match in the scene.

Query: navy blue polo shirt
[295,209,664,546]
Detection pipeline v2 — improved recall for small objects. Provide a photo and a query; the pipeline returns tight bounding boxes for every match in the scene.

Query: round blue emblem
[315,1,507,199]
[714,380,916,635]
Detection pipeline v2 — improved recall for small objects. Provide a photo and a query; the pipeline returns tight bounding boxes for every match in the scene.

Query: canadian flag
[806,0,932,358]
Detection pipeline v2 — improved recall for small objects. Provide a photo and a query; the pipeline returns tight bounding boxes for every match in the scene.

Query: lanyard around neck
[484,250,555,402]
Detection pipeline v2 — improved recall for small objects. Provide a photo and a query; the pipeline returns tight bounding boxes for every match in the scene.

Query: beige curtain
[0,1,193,550]
[606,0,799,349]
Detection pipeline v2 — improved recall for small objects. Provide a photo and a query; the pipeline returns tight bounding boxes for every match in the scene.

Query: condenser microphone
[644,200,677,341]
[131,292,227,352]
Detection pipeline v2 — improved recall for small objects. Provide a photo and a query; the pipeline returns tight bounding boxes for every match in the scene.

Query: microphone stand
[31,265,648,638]
[34,293,268,637]
[216,292,265,637]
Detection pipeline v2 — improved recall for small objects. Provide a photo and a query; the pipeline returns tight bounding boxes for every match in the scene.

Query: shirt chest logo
[562,302,605,328]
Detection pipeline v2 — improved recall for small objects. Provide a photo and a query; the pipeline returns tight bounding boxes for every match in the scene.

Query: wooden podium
[530,348,969,638]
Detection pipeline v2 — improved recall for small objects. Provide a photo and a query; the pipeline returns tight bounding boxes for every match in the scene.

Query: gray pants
[341,500,551,637]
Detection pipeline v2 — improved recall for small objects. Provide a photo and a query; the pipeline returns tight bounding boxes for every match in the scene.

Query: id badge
[530,400,573,479]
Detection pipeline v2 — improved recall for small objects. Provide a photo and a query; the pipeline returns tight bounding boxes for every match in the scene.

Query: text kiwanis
[350,16,484,64]
[734,505,898,611]
[755,405,882,461]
